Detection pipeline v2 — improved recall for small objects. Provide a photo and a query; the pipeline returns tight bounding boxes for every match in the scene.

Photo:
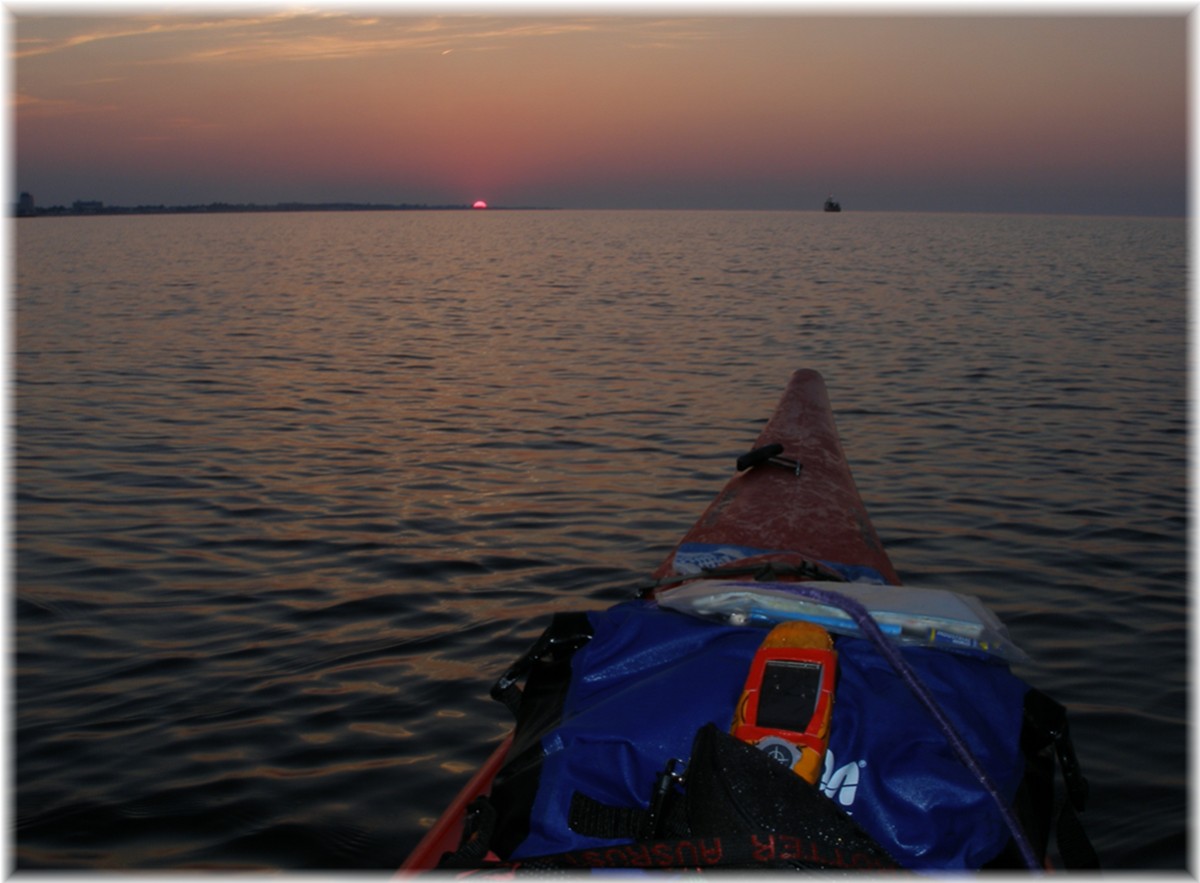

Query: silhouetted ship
[824,196,842,212]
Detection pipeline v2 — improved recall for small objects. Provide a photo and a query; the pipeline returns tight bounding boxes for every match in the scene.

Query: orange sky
[13,13,1188,214]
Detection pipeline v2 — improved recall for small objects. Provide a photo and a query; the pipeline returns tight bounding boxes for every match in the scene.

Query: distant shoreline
[14,201,555,218]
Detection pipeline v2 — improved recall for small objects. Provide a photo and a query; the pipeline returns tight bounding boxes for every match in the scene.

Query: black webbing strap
[1023,688,1099,869]
[1056,798,1100,869]
[437,797,498,869]
[568,788,689,842]
[568,792,646,840]
[489,613,593,716]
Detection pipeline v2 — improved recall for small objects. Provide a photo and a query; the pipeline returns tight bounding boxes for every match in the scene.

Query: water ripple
[15,211,1186,870]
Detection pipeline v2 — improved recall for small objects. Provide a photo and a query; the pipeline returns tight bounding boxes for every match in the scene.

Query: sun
[472,200,488,209]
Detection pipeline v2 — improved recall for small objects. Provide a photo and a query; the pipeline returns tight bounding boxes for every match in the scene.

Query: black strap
[1056,799,1101,870]
[1022,688,1099,869]
[1025,689,1089,809]
[568,792,646,840]
[568,785,689,842]
[489,613,592,716]
[437,797,498,869]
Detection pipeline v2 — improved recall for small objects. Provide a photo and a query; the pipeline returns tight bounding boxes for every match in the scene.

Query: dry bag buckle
[491,614,592,716]
[641,758,687,840]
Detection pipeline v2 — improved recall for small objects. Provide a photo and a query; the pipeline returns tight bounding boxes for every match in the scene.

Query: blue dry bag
[483,599,1048,870]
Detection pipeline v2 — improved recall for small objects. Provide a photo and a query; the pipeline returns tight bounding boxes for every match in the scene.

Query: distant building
[72,200,104,214]
[16,192,34,216]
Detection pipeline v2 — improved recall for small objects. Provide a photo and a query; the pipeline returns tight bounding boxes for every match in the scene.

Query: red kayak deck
[400,369,896,871]
[652,368,899,586]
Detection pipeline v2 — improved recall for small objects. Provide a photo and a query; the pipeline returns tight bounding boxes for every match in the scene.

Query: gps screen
[757,659,822,732]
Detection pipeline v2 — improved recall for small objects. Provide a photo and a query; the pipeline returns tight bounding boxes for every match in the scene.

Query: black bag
[446,723,900,871]
[684,723,898,868]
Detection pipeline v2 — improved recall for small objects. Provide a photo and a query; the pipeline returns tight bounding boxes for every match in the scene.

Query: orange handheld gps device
[732,620,837,784]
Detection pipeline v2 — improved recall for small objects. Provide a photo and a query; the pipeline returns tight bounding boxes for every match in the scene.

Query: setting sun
[472,200,488,209]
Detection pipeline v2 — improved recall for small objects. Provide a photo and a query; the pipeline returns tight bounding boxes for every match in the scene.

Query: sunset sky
[12,11,1189,215]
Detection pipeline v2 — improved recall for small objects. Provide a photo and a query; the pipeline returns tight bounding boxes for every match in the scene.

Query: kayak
[648,368,898,586]
[400,369,1093,872]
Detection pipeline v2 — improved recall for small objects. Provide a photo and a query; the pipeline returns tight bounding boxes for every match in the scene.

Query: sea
[13,209,1188,871]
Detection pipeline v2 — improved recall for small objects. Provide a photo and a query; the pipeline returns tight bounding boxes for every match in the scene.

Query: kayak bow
[400,368,898,870]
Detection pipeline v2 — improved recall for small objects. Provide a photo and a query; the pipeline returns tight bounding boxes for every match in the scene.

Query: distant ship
[824,196,842,212]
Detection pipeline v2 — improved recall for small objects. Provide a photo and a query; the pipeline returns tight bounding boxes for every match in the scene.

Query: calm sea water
[14,210,1187,870]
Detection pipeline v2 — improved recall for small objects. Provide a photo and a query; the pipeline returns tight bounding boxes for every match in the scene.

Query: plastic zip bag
[656,580,1027,664]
